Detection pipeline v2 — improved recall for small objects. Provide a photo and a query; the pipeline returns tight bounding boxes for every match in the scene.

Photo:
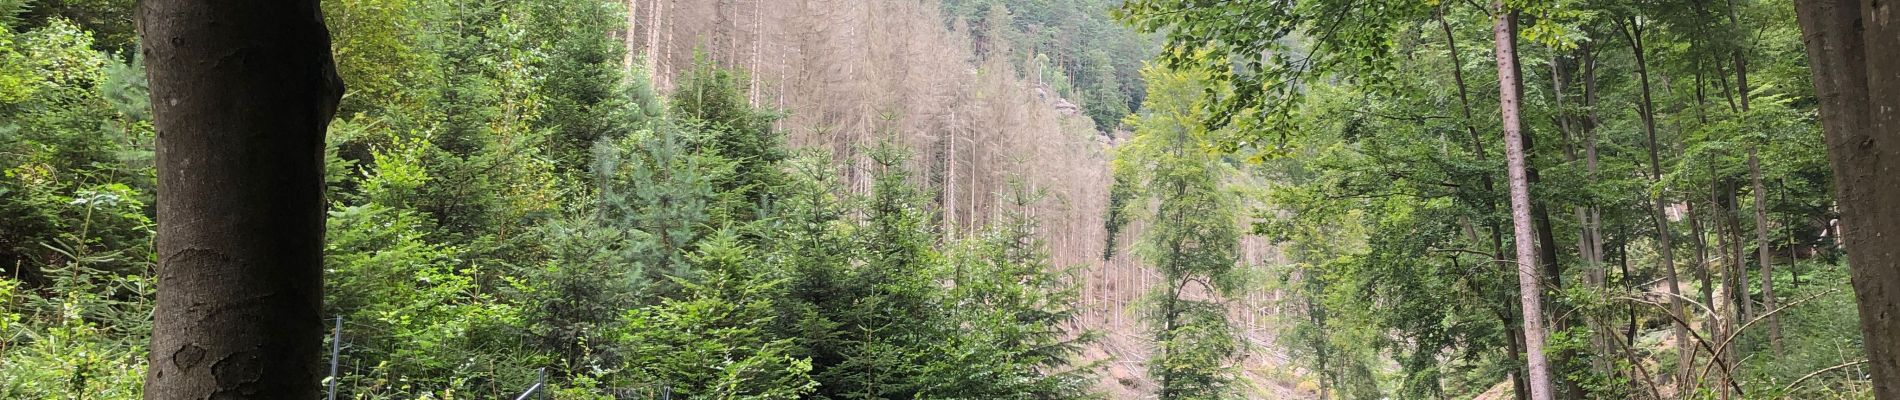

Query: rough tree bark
[138,0,345,398]
[1493,7,1555,400]
[1793,0,1900,396]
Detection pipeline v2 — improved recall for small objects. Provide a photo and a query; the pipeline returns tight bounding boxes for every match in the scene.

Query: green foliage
[671,60,786,225]
[324,203,530,397]
[0,16,150,283]
[0,262,150,399]
[925,183,1100,400]
[4,1,1112,397]
[591,124,718,294]
[782,141,948,400]
[1110,64,1249,399]
[1114,0,1430,157]
[0,15,152,399]
[940,0,1156,132]
[616,232,816,400]
[1130,0,1864,396]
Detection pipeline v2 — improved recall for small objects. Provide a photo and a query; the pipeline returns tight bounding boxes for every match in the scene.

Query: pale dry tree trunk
[646,0,661,84]
[1439,12,1529,397]
[749,0,762,104]
[1493,6,1554,400]
[623,0,640,72]
[658,0,672,89]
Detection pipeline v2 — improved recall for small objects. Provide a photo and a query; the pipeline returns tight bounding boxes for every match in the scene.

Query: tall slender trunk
[1494,8,1554,400]
[1556,48,1616,382]
[1620,229,1639,347]
[138,0,345,397]
[653,0,668,89]
[1622,17,1694,387]
[749,0,762,103]
[1723,185,1753,326]
[1689,199,1719,378]
[646,0,661,73]
[1749,149,1782,354]
[1305,296,1334,400]
[1710,172,1741,399]
[1527,53,1586,400]
[1725,0,1785,351]
[623,0,640,71]
[1581,43,1608,296]
[1443,11,1530,399]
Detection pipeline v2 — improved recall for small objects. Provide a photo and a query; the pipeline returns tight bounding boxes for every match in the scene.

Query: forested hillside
[629,2,1296,396]
[631,0,1137,247]
[2,0,1895,399]
[2,0,1121,397]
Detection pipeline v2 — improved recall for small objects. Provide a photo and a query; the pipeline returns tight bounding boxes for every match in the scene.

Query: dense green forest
[1,0,1895,399]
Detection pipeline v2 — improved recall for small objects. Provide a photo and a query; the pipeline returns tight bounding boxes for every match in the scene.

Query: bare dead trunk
[1494,7,1554,400]
[623,0,640,71]
[138,0,345,397]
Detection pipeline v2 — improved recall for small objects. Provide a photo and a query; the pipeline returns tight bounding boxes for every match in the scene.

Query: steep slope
[627,1,1308,397]
[633,0,1108,290]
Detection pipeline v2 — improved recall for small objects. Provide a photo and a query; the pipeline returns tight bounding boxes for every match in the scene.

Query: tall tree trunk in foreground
[139,0,345,397]
[1493,7,1554,400]
[1794,0,1900,396]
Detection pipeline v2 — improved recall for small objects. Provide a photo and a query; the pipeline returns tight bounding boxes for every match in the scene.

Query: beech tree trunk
[138,0,344,398]
[1793,0,1900,396]
[1439,14,1529,399]
[1493,7,1554,400]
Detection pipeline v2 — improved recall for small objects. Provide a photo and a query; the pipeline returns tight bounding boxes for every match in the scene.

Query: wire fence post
[326,316,342,400]
[513,367,547,400]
